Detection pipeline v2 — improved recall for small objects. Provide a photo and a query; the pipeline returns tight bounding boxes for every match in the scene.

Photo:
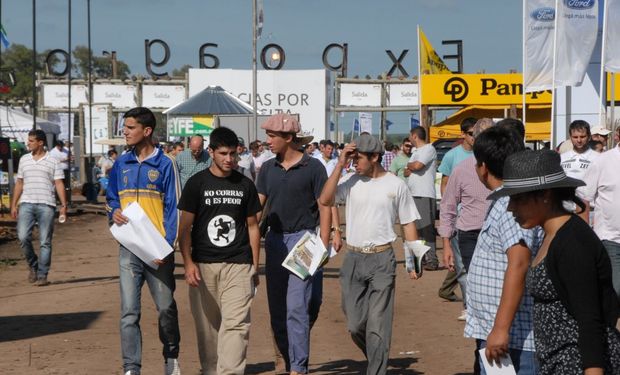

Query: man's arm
[318,200,332,249]
[10,178,23,219]
[178,210,200,287]
[440,175,449,196]
[402,221,421,280]
[257,193,267,223]
[54,178,68,218]
[331,206,343,252]
[407,160,426,171]
[438,172,460,271]
[319,143,354,207]
[485,242,531,365]
[247,214,260,286]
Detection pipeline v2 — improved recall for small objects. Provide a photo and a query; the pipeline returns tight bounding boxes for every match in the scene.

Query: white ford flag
[554,0,599,87]
[524,0,556,92]
[604,0,620,72]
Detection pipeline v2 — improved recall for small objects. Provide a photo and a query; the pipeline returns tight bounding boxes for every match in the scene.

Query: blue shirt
[175,149,211,188]
[465,196,543,351]
[438,145,473,177]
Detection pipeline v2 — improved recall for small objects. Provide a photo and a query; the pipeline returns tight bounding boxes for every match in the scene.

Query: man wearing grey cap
[256,113,331,375]
[319,133,422,375]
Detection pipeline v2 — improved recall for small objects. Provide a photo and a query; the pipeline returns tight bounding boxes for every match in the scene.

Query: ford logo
[564,0,595,10]
[531,7,555,21]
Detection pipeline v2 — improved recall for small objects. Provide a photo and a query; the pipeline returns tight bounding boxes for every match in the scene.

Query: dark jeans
[458,229,480,272]
[603,240,620,300]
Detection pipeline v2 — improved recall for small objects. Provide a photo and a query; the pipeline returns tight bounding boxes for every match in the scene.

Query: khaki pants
[189,262,254,375]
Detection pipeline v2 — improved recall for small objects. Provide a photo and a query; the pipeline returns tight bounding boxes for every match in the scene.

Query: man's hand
[112,208,129,225]
[338,143,357,167]
[408,270,420,280]
[443,239,455,272]
[59,205,67,219]
[332,230,343,252]
[184,260,201,287]
[485,328,510,366]
[10,205,18,219]
[252,272,260,288]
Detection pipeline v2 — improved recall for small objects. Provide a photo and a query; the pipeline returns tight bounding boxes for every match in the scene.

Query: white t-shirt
[336,172,420,247]
[49,147,69,170]
[560,148,600,181]
[579,146,620,242]
[314,154,338,177]
[17,152,64,207]
[238,152,255,176]
[407,144,437,199]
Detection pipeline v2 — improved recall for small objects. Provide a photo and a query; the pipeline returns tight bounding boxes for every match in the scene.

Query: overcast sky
[3,0,523,77]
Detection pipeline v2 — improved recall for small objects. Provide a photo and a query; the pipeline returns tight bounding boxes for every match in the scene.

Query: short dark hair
[108,149,118,157]
[496,118,525,140]
[312,142,319,148]
[361,152,383,164]
[321,140,335,148]
[473,127,525,179]
[410,126,426,140]
[28,129,47,143]
[124,107,156,129]
[249,140,261,152]
[588,140,603,149]
[172,141,184,149]
[209,127,239,150]
[402,137,410,145]
[460,117,477,133]
[55,140,64,148]
[569,120,591,137]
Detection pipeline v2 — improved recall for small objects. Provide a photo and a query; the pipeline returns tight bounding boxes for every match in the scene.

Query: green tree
[0,43,50,100]
[172,64,192,78]
[72,46,130,79]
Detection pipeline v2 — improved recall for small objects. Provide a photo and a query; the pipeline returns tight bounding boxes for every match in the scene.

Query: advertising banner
[604,0,620,72]
[387,83,419,106]
[418,27,452,74]
[554,0,598,87]
[167,115,214,136]
[93,84,137,108]
[359,112,373,134]
[523,0,556,92]
[189,69,328,141]
[420,74,552,105]
[42,84,88,108]
[83,104,109,155]
[339,83,382,107]
[142,85,186,108]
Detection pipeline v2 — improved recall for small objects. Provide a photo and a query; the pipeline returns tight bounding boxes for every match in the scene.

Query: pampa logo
[531,7,555,21]
[564,0,595,10]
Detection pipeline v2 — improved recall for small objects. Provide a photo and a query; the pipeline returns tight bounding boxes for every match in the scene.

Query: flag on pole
[418,27,451,74]
[257,0,264,39]
[353,118,360,133]
[554,0,599,87]
[410,116,420,130]
[385,119,393,131]
[523,0,555,92]
[604,0,620,72]
[0,24,10,49]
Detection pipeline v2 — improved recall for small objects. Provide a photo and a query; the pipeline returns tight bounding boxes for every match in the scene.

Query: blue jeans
[265,230,323,374]
[17,203,55,278]
[476,339,538,375]
[603,240,620,300]
[119,246,180,374]
[451,234,468,308]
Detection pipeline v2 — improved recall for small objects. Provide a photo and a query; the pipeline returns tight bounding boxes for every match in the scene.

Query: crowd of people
[8,105,620,375]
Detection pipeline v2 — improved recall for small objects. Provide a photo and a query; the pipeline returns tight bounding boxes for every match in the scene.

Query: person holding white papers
[178,127,262,375]
[106,107,181,375]
[319,133,422,375]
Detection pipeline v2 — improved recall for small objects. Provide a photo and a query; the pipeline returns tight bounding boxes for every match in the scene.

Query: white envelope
[478,349,516,375]
[110,202,174,269]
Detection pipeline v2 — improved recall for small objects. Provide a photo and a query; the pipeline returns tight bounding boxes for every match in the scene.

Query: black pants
[457,229,480,272]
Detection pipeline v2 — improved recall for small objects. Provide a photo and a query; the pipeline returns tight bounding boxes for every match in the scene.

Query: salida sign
[421,74,552,105]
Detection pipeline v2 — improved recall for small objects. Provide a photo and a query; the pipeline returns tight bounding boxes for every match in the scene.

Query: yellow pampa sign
[421,74,552,105]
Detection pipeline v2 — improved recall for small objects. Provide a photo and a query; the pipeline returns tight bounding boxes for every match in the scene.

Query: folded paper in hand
[404,240,430,274]
[109,202,173,269]
[282,232,328,280]
[478,349,516,375]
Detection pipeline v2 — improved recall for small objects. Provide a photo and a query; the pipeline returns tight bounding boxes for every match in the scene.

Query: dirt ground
[0,212,474,375]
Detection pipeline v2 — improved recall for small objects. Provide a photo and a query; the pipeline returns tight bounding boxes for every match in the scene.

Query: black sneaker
[28,268,37,283]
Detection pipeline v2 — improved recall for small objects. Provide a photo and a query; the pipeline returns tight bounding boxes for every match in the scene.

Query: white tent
[0,105,61,144]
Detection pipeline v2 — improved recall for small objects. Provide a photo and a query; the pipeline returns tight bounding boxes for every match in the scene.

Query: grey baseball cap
[354,134,384,154]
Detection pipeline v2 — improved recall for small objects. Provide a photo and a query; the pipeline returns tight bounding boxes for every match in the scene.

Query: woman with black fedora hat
[496,149,620,375]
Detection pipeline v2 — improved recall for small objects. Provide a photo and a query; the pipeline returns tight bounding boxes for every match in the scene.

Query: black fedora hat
[488,149,585,200]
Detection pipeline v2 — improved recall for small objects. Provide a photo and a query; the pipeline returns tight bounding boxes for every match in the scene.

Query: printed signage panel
[189,69,328,142]
[93,84,137,108]
[167,115,214,137]
[42,84,88,108]
[83,104,109,155]
[339,83,382,107]
[421,74,552,105]
[387,83,419,106]
[142,85,186,108]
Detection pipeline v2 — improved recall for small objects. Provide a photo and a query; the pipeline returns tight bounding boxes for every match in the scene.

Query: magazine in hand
[282,232,328,280]
[404,240,430,275]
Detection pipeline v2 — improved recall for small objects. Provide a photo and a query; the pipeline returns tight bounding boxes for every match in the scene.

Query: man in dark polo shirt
[256,113,331,375]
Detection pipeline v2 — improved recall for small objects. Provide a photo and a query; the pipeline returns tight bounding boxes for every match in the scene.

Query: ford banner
[523,0,556,92]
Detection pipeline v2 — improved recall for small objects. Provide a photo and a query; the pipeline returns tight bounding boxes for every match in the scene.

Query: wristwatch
[331,227,343,233]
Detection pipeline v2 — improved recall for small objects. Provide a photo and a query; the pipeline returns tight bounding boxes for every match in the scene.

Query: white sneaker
[457,309,467,321]
[164,358,181,375]
[124,371,137,375]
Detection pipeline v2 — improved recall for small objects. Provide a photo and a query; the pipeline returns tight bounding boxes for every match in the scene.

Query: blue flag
[410,116,420,130]
[385,119,393,131]
[353,118,360,133]
[329,121,335,131]
[1,24,9,49]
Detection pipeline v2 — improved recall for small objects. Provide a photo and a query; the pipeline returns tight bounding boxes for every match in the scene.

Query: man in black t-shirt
[178,127,261,375]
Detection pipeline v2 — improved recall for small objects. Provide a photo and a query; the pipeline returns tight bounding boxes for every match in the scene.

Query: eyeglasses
[403,144,412,148]
[465,131,474,136]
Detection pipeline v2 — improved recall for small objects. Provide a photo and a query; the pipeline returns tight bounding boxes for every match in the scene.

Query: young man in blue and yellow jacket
[106,107,182,375]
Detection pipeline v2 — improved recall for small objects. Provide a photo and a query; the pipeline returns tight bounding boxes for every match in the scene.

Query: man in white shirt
[581,143,620,299]
[236,137,255,180]
[560,120,599,181]
[11,130,67,286]
[50,140,70,191]
[319,133,421,375]
[407,126,439,270]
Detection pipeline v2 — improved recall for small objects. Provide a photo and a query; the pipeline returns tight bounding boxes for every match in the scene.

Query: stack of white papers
[110,202,173,269]
[282,232,329,280]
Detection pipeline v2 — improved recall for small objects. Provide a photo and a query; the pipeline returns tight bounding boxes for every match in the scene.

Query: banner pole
[598,0,609,129]
[417,25,422,130]
[522,0,527,130]
[551,0,560,148]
